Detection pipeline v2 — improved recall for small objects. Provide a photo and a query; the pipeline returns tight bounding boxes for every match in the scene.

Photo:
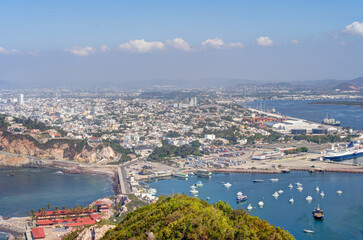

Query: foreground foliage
[102,194,294,240]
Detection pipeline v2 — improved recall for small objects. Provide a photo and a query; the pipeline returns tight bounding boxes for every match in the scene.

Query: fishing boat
[288,184,293,189]
[296,182,302,187]
[297,186,303,192]
[320,191,325,198]
[236,192,248,203]
[173,172,188,179]
[336,190,343,195]
[195,169,212,177]
[316,186,320,192]
[312,205,324,220]
[223,182,232,188]
[306,196,313,202]
[253,179,264,183]
[258,201,264,208]
[277,189,284,194]
[289,197,294,204]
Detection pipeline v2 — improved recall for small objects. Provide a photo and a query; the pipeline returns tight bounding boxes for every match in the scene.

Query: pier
[117,167,127,194]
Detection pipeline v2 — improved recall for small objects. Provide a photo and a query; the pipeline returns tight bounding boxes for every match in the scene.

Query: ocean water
[0,168,113,218]
[149,172,363,240]
[245,100,363,130]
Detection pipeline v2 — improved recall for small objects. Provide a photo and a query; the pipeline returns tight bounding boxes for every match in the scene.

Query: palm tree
[30,209,35,220]
[47,203,51,211]
[62,206,67,211]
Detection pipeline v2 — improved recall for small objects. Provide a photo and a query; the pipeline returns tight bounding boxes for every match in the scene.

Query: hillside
[101,194,294,240]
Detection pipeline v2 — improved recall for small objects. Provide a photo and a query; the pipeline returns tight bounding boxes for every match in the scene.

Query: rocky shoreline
[0,216,29,237]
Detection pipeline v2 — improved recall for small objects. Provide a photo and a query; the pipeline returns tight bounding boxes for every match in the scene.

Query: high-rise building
[19,94,24,105]
[189,97,197,107]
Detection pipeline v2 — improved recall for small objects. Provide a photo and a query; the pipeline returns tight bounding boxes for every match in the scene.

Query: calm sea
[149,172,363,240]
[245,100,363,130]
[0,168,113,239]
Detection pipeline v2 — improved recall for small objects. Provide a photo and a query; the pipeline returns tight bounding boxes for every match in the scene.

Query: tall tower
[19,94,24,105]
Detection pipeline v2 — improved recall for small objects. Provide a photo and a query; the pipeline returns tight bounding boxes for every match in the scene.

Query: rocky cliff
[0,131,116,164]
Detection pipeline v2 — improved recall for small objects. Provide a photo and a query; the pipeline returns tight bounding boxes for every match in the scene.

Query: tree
[47,203,51,211]
[30,209,35,220]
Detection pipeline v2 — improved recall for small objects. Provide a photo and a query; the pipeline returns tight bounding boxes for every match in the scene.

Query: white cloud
[166,38,191,51]
[343,22,363,37]
[0,46,18,54]
[100,45,109,53]
[201,38,244,49]
[66,46,95,56]
[291,39,300,44]
[256,36,273,47]
[119,39,164,53]
[201,38,225,48]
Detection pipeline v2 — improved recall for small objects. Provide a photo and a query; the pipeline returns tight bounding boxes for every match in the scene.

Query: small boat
[223,182,232,188]
[303,229,314,234]
[195,181,203,187]
[269,178,279,182]
[54,171,64,175]
[174,172,188,178]
[315,186,320,192]
[236,192,248,203]
[206,196,210,200]
[277,189,284,194]
[258,201,264,208]
[9,173,15,177]
[297,186,303,192]
[306,196,313,202]
[288,184,293,189]
[296,182,302,187]
[190,185,197,189]
[247,204,253,211]
[320,191,325,198]
[253,179,264,183]
[289,197,294,204]
[272,192,279,198]
[195,169,212,177]
[312,205,324,220]
[336,190,343,195]
[190,189,198,194]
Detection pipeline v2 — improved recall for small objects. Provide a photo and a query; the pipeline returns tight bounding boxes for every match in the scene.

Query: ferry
[173,172,188,178]
[195,169,212,177]
[324,141,363,161]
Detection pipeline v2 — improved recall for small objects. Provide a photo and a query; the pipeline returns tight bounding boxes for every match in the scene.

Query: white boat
[278,189,284,194]
[297,186,303,192]
[269,178,279,182]
[195,181,203,187]
[190,185,196,189]
[296,182,302,187]
[336,190,343,195]
[206,196,210,200]
[258,201,264,208]
[289,198,294,204]
[272,192,279,198]
[320,191,325,198]
[288,184,293,189]
[306,196,313,202]
[247,204,253,211]
[223,182,232,188]
[316,186,320,192]
[190,189,198,194]
[303,229,314,234]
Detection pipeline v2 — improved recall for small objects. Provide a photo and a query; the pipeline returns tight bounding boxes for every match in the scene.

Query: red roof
[31,228,45,239]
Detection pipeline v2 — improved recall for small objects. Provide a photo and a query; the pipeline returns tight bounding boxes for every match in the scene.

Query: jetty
[117,167,127,194]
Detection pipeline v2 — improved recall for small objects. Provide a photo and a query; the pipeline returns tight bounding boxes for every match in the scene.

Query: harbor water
[149,172,363,240]
[245,100,363,130]
[0,168,113,238]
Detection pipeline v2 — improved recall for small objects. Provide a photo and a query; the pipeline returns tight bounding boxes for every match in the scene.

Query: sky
[0,0,363,88]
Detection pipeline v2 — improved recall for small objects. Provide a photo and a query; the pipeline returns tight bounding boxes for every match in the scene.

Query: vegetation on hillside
[293,134,356,143]
[148,140,202,161]
[102,194,294,240]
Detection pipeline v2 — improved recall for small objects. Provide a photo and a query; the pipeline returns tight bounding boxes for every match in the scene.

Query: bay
[0,168,113,218]
[245,100,363,130]
[149,172,363,240]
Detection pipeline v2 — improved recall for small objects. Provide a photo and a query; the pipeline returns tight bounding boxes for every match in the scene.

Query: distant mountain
[294,77,363,91]
[0,80,16,89]
[348,77,363,88]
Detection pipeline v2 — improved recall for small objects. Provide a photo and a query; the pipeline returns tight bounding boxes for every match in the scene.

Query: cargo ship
[322,113,340,126]
[324,141,363,161]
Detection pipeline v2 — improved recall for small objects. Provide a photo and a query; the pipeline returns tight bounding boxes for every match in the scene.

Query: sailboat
[303,219,315,234]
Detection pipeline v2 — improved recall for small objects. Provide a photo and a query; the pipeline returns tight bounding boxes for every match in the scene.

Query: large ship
[322,113,340,126]
[324,141,363,161]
